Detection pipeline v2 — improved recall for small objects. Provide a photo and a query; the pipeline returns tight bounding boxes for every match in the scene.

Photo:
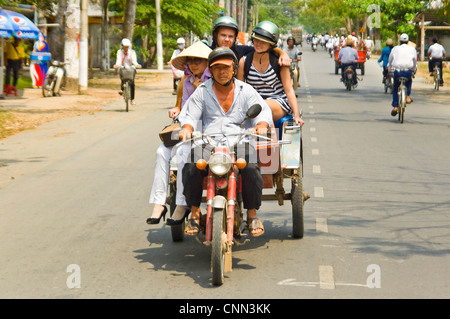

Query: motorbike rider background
[338,38,359,85]
[113,38,142,106]
[388,33,417,116]
[284,35,301,87]
[178,47,273,237]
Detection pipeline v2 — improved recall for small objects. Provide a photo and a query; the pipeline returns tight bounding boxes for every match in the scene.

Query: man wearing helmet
[178,47,273,237]
[388,33,417,116]
[113,38,142,105]
[284,35,301,88]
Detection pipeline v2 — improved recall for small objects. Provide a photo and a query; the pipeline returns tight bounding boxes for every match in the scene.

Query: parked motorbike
[42,60,66,97]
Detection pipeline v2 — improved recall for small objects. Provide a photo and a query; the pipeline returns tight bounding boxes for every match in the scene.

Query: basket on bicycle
[120,67,136,81]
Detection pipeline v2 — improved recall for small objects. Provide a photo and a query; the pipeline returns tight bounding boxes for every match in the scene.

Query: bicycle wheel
[400,86,406,123]
[124,81,130,112]
[434,67,440,91]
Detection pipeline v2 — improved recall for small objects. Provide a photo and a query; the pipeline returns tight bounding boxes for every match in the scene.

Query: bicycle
[119,66,136,112]
[433,62,441,91]
[397,77,408,123]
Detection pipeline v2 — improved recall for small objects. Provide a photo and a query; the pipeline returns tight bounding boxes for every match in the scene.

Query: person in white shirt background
[168,37,186,95]
[113,38,142,105]
[428,37,446,86]
[388,33,417,116]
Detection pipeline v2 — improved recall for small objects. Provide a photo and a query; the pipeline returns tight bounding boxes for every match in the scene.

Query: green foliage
[109,0,220,66]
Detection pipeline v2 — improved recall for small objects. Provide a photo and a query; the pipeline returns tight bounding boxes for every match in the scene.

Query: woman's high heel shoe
[146,206,168,225]
[166,209,190,226]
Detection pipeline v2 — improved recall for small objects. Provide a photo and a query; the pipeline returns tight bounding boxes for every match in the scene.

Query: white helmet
[177,37,185,44]
[400,34,409,42]
[121,38,131,47]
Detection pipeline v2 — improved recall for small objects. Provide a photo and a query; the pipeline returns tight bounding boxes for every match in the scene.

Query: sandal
[245,218,265,237]
[185,218,201,235]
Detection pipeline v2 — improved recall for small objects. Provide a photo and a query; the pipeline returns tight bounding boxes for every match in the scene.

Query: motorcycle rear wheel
[42,76,54,97]
[211,207,227,286]
[291,167,304,238]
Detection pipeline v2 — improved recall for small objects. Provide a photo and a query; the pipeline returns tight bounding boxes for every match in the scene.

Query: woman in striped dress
[237,21,303,127]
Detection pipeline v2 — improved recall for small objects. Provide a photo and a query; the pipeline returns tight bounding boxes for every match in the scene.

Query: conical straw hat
[171,41,212,71]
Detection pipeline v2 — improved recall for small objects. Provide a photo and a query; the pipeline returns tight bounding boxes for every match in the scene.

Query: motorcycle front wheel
[42,76,55,97]
[211,207,227,286]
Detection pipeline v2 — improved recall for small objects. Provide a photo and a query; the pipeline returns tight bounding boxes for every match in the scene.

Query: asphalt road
[0,46,449,301]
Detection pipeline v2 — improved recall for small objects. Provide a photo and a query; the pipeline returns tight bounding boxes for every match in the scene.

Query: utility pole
[156,0,163,70]
[65,0,81,90]
[79,0,88,93]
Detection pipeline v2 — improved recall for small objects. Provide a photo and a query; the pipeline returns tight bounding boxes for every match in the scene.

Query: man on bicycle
[388,34,417,116]
[428,37,446,86]
[113,38,141,105]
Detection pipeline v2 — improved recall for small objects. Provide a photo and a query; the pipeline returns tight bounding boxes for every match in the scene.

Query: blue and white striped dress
[245,61,292,115]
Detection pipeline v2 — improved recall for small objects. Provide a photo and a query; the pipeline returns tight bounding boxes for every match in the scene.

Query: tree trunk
[48,0,67,61]
[123,0,137,40]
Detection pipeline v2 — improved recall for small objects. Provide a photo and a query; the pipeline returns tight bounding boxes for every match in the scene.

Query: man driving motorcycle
[178,47,273,237]
[338,38,359,85]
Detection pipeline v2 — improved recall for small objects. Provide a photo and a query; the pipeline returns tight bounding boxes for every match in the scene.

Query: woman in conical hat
[146,41,212,225]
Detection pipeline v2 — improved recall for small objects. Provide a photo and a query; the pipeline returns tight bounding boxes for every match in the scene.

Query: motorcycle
[289,53,302,90]
[171,104,292,286]
[312,42,317,52]
[42,60,66,97]
[342,66,358,91]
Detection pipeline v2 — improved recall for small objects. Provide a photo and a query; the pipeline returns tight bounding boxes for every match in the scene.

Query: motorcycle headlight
[209,153,232,176]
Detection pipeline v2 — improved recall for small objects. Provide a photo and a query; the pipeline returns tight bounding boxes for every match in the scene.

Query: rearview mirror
[246,104,262,119]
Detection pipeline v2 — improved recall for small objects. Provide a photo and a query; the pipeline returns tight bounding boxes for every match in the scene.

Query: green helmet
[252,21,279,46]
[213,16,239,37]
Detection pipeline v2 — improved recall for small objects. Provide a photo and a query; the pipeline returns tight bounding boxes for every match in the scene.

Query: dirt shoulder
[0,70,172,140]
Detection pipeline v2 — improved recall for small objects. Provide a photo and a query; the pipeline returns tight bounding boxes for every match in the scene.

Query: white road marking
[312,149,319,155]
[319,265,335,289]
[310,127,316,132]
[311,137,317,142]
[313,165,321,174]
[314,186,324,197]
[316,217,328,233]
[309,119,315,123]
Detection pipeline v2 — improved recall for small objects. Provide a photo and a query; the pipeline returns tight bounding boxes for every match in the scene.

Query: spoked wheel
[399,87,406,124]
[124,82,130,112]
[211,207,227,286]
[291,166,304,239]
[42,77,54,97]
[434,69,440,91]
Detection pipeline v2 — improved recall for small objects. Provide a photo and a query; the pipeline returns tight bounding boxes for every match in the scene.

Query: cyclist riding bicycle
[428,37,446,86]
[388,34,417,116]
[113,38,142,106]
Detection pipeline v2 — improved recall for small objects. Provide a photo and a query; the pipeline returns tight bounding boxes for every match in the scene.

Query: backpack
[243,51,281,82]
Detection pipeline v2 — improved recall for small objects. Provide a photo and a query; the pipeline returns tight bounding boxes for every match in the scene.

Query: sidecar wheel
[169,176,184,242]
[212,207,226,286]
[291,167,304,238]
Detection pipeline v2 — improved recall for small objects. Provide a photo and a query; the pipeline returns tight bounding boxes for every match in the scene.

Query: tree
[123,0,136,40]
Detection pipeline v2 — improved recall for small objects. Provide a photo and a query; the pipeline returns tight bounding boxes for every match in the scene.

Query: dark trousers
[341,63,357,84]
[182,143,263,210]
[120,80,135,100]
[428,59,444,84]
[5,59,21,86]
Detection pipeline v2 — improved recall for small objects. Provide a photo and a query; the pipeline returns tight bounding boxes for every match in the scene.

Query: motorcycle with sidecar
[165,104,305,286]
